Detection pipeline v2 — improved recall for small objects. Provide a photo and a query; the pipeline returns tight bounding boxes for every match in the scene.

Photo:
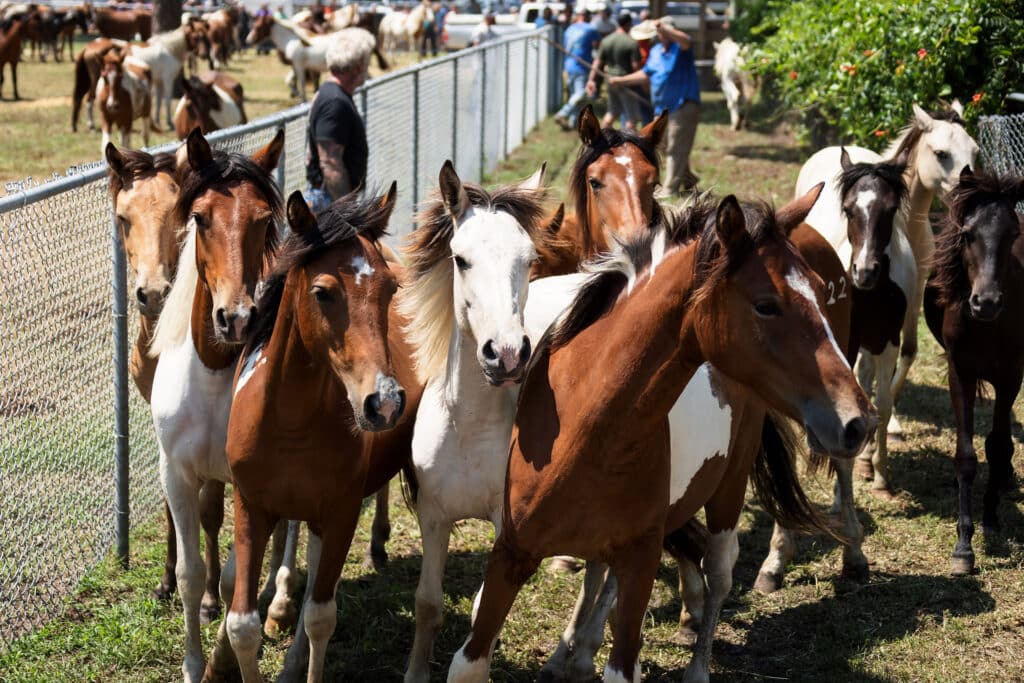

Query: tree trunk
[650,0,667,20]
[153,0,183,35]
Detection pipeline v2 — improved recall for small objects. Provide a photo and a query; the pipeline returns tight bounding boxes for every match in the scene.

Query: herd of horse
[101,89,1022,682]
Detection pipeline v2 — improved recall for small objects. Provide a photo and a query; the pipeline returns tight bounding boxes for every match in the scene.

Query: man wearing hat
[611,16,701,195]
[585,11,642,130]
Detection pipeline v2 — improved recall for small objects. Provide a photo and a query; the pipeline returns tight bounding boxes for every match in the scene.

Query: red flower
[972,92,984,104]
[917,48,928,60]
[863,49,874,57]
[789,70,798,80]
[874,130,887,137]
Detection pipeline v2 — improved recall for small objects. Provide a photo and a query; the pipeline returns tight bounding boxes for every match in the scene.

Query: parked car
[443,1,564,50]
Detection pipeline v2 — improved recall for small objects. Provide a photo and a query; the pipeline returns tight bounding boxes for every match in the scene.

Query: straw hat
[629,19,657,41]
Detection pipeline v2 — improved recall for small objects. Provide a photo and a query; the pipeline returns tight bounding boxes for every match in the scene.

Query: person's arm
[657,22,691,50]
[317,140,352,199]
[608,68,648,88]
[585,55,603,96]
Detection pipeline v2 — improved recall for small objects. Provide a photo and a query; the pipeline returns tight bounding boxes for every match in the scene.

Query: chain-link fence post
[504,42,511,156]
[480,48,487,182]
[413,69,420,221]
[452,56,459,168]
[111,211,130,570]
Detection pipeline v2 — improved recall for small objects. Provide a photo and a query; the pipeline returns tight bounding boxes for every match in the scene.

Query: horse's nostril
[482,340,498,362]
[364,393,382,423]
[215,308,228,330]
[843,417,868,452]
[519,336,532,365]
[136,288,148,306]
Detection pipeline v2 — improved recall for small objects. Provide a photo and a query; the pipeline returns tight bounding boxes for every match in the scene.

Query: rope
[539,33,652,105]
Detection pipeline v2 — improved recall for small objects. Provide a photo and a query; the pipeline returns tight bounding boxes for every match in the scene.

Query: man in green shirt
[586,11,643,130]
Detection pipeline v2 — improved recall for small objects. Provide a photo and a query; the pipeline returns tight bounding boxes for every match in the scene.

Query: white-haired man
[305,27,375,211]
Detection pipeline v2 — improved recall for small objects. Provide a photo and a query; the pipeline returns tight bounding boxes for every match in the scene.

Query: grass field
[1,41,1024,683]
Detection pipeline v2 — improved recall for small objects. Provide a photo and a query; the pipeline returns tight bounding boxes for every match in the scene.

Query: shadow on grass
[725,144,805,164]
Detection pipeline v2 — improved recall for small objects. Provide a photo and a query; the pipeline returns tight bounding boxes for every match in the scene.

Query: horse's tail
[373,46,389,71]
[752,413,837,539]
[663,517,709,565]
[71,50,90,131]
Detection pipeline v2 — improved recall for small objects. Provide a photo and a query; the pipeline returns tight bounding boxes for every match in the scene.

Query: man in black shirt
[305,27,375,211]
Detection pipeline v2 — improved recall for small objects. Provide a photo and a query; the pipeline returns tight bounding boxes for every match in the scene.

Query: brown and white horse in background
[97,50,154,152]
[378,3,432,54]
[0,9,25,99]
[202,7,238,68]
[73,37,124,131]
[91,5,152,42]
[174,72,246,139]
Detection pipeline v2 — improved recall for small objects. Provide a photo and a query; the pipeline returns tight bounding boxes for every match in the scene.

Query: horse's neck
[157,27,187,60]
[440,322,516,414]
[189,283,240,370]
[271,21,299,49]
[902,170,936,258]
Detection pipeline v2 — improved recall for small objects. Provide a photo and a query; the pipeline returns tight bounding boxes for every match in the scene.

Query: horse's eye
[453,255,470,271]
[311,286,333,303]
[842,206,853,219]
[935,150,951,162]
[588,177,603,191]
[118,216,130,233]
[753,299,783,318]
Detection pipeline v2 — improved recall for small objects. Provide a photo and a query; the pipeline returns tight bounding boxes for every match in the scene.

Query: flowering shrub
[746,0,1024,149]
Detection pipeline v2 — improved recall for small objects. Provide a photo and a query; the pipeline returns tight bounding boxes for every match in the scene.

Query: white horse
[378,4,431,54]
[401,161,547,683]
[245,16,332,102]
[713,37,755,131]
[129,25,193,129]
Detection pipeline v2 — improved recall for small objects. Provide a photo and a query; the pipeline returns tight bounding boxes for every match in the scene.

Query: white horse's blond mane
[396,255,455,385]
[149,224,197,357]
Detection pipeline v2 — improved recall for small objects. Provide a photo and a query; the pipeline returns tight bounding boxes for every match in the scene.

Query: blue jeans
[303,186,332,214]
[557,72,589,125]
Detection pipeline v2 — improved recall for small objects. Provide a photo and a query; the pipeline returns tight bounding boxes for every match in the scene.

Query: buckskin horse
[446,188,874,683]
[924,169,1024,576]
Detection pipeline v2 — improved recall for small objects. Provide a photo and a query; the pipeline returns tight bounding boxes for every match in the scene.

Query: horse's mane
[546,195,780,350]
[245,193,392,351]
[107,149,177,200]
[149,225,197,357]
[399,182,548,383]
[890,107,967,162]
[931,172,1024,307]
[569,126,662,252]
[836,158,909,207]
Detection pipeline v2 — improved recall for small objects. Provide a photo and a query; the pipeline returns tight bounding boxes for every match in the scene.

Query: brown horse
[92,5,152,42]
[72,38,122,131]
[203,7,237,68]
[173,72,246,139]
[0,11,25,99]
[447,192,874,683]
[924,169,1024,576]
[97,50,153,152]
[57,5,89,61]
[203,186,418,683]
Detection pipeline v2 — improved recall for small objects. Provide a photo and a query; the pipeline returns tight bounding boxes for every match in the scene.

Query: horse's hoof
[264,603,297,639]
[200,599,221,625]
[951,555,975,576]
[853,457,875,480]
[363,548,387,571]
[841,561,869,583]
[754,571,783,594]
[867,487,897,502]
[676,623,699,646]
[886,431,906,445]
[153,582,175,601]
[547,556,583,573]
[201,663,242,683]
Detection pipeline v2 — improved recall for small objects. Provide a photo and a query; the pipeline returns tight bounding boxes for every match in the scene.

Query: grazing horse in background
[173,72,246,139]
[105,143,230,618]
[97,51,154,152]
[57,5,89,61]
[401,163,558,683]
[72,37,123,131]
[148,129,292,683]
[203,186,419,683]
[92,5,152,42]
[447,192,873,683]
[0,11,26,99]
[924,169,1024,576]
[883,102,979,438]
[713,37,756,131]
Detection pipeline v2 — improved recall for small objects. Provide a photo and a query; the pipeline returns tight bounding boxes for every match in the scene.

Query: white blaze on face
[852,189,877,273]
[785,269,850,369]
[104,72,117,109]
[614,154,636,193]
[351,254,374,286]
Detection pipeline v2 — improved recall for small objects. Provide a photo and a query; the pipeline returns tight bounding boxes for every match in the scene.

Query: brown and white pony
[173,72,246,139]
[202,7,238,68]
[0,10,25,99]
[202,186,419,683]
[91,5,152,42]
[97,50,154,152]
[72,37,122,131]
[57,5,89,61]
[447,191,873,683]
[924,169,1024,576]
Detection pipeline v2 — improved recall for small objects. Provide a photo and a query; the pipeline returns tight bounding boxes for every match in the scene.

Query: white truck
[443,2,565,50]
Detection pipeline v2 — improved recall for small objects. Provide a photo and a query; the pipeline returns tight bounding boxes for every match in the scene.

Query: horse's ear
[252,128,285,173]
[715,195,746,249]
[578,105,601,147]
[545,203,565,236]
[950,98,965,117]
[641,110,668,148]
[105,143,129,183]
[777,182,824,235]
[519,161,547,191]
[286,190,317,236]
[891,143,911,169]
[438,160,470,218]
[839,146,853,171]
[912,103,934,131]
[185,127,213,170]
[379,180,398,212]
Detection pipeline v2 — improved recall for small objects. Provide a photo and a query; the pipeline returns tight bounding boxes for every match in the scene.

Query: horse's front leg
[154,500,178,600]
[982,370,1022,537]
[949,359,978,575]
[683,525,739,683]
[755,522,795,594]
[199,479,225,623]
[834,456,868,580]
[405,511,454,683]
[603,535,662,683]
[365,484,391,570]
[162,465,206,683]
[868,343,900,496]
[263,519,300,638]
[539,560,616,683]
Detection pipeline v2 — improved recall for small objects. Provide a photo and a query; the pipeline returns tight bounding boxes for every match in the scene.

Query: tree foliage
[745,0,1024,149]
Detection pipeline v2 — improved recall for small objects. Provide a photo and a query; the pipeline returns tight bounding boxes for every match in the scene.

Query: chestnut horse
[0,11,25,99]
[447,192,873,683]
[173,72,246,139]
[92,5,152,42]
[105,143,234,618]
[148,129,291,683]
[924,169,1024,576]
[203,187,417,683]
[57,5,89,61]
[97,50,154,152]
[72,37,121,132]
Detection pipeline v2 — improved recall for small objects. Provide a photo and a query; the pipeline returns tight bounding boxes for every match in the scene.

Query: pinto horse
[173,72,246,139]
[72,37,121,131]
[245,14,329,102]
[203,186,416,683]
[447,193,873,683]
[97,51,154,152]
[148,129,296,683]
[0,11,25,99]
[924,169,1024,576]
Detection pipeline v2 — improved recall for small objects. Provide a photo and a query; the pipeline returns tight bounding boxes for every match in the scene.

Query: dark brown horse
[0,12,26,99]
[203,186,420,683]
[92,5,152,42]
[447,192,873,683]
[924,168,1024,576]
[57,5,89,61]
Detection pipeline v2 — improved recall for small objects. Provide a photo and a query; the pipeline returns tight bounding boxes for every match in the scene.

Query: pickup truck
[443,2,564,50]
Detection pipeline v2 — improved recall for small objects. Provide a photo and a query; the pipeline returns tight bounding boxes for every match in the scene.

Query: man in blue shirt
[609,16,700,195]
[554,9,601,130]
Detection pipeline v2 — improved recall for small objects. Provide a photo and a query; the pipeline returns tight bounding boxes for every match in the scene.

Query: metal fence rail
[0,28,555,647]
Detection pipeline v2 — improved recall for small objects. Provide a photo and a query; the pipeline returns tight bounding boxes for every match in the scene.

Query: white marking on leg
[603,664,640,683]
[352,254,375,285]
[447,644,490,683]
[785,269,850,368]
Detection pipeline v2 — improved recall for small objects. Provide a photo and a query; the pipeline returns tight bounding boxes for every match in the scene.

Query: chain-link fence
[0,27,556,648]
[978,113,1024,211]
